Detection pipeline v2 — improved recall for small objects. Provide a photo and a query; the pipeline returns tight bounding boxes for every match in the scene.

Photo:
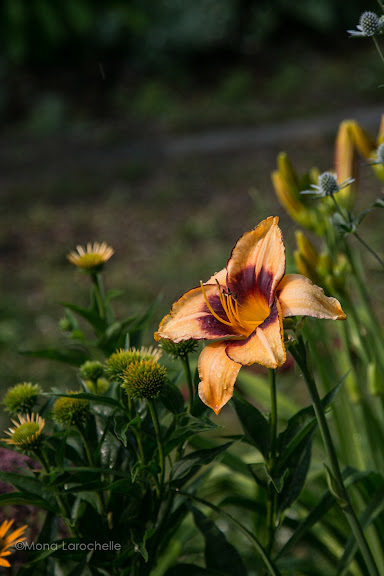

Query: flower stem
[331,193,384,270]
[290,338,380,576]
[266,368,278,554]
[77,423,106,516]
[91,272,109,321]
[353,231,384,270]
[181,354,194,412]
[373,36,384,66]
[147,399,165,494]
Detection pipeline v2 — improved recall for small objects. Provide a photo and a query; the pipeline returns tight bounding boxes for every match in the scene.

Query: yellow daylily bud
[294,252,321,286]
[271,170,305,223]
[350,121,375,159]
[277,152,300,193]
[295,231,319,265]
[334,120,357,209]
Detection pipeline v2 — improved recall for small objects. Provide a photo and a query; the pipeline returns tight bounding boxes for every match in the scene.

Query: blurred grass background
[0,0,383,411]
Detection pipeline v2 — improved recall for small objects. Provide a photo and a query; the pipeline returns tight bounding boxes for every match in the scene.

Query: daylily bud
[272,154,319,232]
[294,231,322,285]
[334,120,357,209]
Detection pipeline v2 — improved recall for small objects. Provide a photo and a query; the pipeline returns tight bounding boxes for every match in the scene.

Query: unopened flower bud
[53,393,90,425]
[159,339,198,358]
[122,360,167,399]
[3,383,41,415]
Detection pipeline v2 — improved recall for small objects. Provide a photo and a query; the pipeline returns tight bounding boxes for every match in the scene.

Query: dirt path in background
[0,105,383,194]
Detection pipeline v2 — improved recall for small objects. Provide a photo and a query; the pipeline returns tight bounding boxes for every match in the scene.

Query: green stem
[77,423,106,516]
[181,354,194,412]
[353,231,384,270]
[147,399,165,494]
[290,339,380,576]
[34,450,79,537]
[266,368,278,555]
[331,193,384,270]
[91,272,108,321]
[373,36,384,66]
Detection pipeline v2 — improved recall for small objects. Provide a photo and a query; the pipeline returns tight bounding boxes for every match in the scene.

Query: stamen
[200,282,233,327]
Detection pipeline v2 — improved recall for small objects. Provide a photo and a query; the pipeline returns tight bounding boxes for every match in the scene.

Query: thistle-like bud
[122,360,167,399]
[2,414,45,452]
[318,172,339,196]
[159,339,198,358]
[79,361,104,382]
[359,11,380,36]
[105,347,162,382]
[376,142,384,164]
[3,383,41,415]
[52,393,90,425]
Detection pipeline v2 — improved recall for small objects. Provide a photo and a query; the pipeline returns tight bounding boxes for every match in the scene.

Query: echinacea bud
[79,361,105,382]
[359,11,380,36]
[122,360,167,399]
[2,414,45,452]
[106,347,162,382]
[53,394,90,425]
[159,339,198,358]
[3,383,41,415]
[318,172,339,196]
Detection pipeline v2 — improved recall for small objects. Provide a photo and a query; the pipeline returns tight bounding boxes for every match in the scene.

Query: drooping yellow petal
[276,274,346,320]
[0,558,11,568]
[198,341,241,414]
[226,300,286,368]
[154,284,240,343]
[227,216,285,307]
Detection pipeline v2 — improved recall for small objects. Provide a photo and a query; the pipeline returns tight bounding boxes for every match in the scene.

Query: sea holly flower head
[2,414,45,451]
[67,242,114,272]
[301,171,355,198]
[0,519,27,568]
[155,217,346,414]
[348,11,381,37]
[368,142,384,165]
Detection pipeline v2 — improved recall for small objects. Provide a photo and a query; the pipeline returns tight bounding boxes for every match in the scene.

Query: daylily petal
[198,341,241,414]
[0,558,11,567]
[227,217,285,307]
[206,268,228,286]
[226,300,286,368]
[155,285,241,343]
[276,274,346,320]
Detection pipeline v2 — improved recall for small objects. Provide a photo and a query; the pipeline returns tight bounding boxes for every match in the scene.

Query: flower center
[200,280,269,335]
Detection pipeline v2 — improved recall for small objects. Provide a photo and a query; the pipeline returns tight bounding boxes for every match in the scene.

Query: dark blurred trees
[0,0,369,72]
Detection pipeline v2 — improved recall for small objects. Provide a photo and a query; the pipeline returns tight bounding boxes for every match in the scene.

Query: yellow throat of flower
[200,280,269,336]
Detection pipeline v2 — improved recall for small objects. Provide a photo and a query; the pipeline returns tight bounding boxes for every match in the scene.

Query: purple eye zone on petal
[229,265,274,305]
[198,293,239,338]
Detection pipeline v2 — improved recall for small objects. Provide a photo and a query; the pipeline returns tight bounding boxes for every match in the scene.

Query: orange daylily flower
[155,217,346,414]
